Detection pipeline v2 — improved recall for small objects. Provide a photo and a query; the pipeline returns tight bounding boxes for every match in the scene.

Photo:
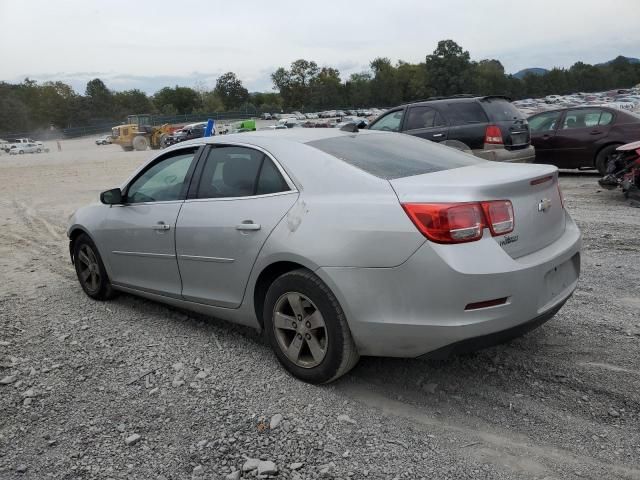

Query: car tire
[18,150,24,154]
[36,148,42,153]
[73,233,116,301]
[595,144,621,176]
[263,269,359,384]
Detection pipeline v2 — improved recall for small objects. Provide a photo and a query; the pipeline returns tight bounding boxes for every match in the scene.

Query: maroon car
[529,106,640,174]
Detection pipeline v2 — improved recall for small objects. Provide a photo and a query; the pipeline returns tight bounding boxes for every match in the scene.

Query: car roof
[397,95,511,108]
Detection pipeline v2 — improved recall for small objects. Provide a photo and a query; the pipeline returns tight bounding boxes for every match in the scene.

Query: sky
[1,0,639,94]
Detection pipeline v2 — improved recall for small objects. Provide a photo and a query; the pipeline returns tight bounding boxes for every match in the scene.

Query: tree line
[1,40,639,134]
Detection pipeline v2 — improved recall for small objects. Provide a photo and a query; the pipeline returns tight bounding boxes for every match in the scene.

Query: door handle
[432,133,444,138]
[236,221,261,231]
[589,130,602,135]
[152,222,171,231]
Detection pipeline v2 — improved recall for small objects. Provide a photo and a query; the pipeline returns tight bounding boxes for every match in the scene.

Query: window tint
[127,149,197,203]
[368,110,404,132]
[196,146,286,199]
[480,99,524,121]
[307,133,480,180]
[529,111,562,133]
[405,106,446,130]
[256,159,290,195]
[562,109,603,129]
[444,102,487,125]
[599,111,614,126]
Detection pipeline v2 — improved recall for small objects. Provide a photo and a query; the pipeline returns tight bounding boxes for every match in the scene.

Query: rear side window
[444,102,487,125]
[196,146,289,198]
[307,133,481,180]
[480,99,525,122]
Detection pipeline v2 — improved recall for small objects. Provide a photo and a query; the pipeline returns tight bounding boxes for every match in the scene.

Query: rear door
[529,111,563,165]
[175,144,298,308]
[402,105,448,142]
[551,109,615,168]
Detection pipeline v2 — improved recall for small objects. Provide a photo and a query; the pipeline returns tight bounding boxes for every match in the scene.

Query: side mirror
[100,188,122,205]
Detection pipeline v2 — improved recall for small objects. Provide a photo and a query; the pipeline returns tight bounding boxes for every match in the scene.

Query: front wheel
[263,269,359,384]
[73,234,116,300]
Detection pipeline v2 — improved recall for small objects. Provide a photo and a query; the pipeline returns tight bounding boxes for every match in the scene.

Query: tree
[309,67,343,109]
[271,59,319,109]
[214,72,249,110]
[345,72,372,107]
[425,40,474,96]
[473,59,508,95]
[85,78,113,120]
[369,57,401,106]
[153,86,201,114]
[113,89,153,118]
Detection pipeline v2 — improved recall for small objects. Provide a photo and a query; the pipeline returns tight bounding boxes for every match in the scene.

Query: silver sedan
[68,129,581,383]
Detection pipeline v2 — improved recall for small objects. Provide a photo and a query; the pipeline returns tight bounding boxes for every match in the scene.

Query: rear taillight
[402,200,514,244]
[484,125,503,145]
[481,200,514,236]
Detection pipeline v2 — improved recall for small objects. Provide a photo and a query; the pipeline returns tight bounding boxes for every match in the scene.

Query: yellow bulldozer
[111,114,172,151]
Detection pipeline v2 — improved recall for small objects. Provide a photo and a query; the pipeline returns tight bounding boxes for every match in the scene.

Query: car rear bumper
[316,213,581,358]
[473,145,535,163]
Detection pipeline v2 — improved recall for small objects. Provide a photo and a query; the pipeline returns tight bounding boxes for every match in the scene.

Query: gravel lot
[1,137,639,480]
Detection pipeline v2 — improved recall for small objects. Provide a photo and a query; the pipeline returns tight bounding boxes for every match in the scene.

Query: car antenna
[340,123,358,133]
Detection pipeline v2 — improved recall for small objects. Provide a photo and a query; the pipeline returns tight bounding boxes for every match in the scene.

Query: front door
[176,145,298,308]
[529,110,563,165]
[102,146,200,297]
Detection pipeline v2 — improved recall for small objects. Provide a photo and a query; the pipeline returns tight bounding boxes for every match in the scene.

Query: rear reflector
[402,200,514,244]
[530,175,553,186]
[484,125,503,145]
[465,297,508,311]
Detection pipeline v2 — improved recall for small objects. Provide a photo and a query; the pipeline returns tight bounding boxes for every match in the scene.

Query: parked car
[164,122,207,147]
[369,95,535,163]
[261,113,272,120]
[528,106,640,174]
[96,136,112,145]
[9,143,40,154]
[68,129,580,383]
[6,138,49,152]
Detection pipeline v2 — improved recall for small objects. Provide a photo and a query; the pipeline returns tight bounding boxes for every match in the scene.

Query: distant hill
[513,56,640,79]
[513,68,548,79]
[597,56,640,65]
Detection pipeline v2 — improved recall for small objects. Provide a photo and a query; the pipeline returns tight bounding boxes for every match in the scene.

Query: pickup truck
[2,138,49,153]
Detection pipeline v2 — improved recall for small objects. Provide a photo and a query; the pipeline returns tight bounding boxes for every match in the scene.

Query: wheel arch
[68,226,97,263]
[252,260,314,330]
[594,141,624,167]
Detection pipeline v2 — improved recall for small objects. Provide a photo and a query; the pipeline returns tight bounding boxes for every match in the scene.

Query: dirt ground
[1,136,639,480]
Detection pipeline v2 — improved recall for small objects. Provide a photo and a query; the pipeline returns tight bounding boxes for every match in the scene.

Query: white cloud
[1,0,638,92]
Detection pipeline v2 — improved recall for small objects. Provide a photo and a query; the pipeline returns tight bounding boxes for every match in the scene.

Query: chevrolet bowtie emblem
[538,198,552,212]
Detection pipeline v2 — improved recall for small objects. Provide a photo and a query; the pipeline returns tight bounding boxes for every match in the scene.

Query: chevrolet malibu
[67,129,581,384]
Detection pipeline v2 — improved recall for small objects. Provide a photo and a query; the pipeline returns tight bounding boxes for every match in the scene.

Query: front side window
[196,146,289,199]
[126,149,197,203]
[529,111,562,133]
[368,110,404,132]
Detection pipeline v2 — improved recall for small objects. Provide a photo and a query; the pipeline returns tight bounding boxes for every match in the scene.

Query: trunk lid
[390,162,565,258]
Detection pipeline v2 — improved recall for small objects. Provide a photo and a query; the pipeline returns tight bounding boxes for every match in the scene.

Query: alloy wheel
[77,244,101,294]
[272,292,328,368]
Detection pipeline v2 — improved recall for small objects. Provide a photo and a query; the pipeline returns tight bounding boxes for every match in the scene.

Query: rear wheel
[36,148,42,153]
[73,234,115,300]
[595,144,621,175]
[18,150,24,154]
[263,269,359,384]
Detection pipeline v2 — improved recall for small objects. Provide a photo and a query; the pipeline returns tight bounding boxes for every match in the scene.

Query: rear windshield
[481,98,525,122]
[306,133,481,180]
[444,102,487,125]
